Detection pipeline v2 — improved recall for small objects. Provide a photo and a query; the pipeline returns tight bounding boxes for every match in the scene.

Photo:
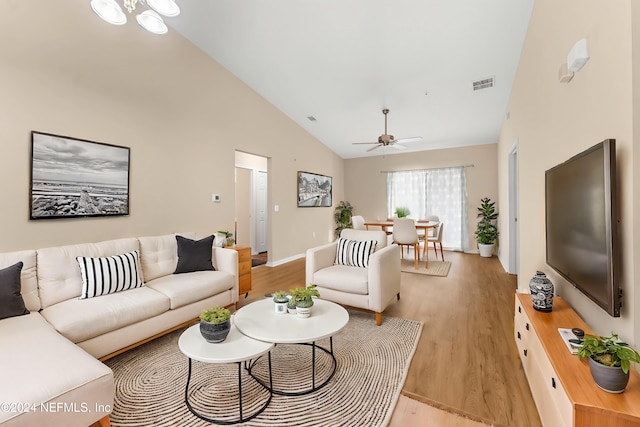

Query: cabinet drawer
[238,261,252,275]
[239,274,251,294]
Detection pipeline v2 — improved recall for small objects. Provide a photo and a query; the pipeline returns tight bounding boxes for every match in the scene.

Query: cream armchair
[306,229,401,326]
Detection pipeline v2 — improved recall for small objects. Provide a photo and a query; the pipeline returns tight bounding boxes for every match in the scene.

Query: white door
[256,170,268,254]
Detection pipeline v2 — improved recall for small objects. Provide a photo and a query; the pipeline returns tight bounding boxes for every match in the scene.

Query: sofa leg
[375,312,382,326]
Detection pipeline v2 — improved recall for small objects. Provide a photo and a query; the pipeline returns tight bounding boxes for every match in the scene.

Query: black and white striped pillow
[77,250,144,299]
[335,238,377,268]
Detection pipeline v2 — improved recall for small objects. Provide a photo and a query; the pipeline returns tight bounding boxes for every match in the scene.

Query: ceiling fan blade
[391,143,407,150]
[352,141,379,145]
[367,144,382,152]
[394,136,423,144]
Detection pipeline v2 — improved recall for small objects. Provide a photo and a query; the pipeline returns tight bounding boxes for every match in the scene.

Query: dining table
[363,220,439,268]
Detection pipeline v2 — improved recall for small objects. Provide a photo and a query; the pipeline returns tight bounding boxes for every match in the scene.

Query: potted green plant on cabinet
[474,197,499,257]
[292,285,320,318]
[199,306,231,343]
[334,201,353,238]
[577,333,640,393]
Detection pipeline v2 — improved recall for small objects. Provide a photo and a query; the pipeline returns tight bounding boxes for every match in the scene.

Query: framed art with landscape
[297,171,332,207]
[30,131,130,220]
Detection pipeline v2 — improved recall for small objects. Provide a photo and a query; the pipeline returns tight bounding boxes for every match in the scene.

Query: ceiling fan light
[146,0,180,17]
[136,10,168,34]
[91,0,127,25]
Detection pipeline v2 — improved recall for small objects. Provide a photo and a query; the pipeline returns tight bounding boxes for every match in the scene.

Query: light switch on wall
[212,194,221,202]
[274,204,279,212]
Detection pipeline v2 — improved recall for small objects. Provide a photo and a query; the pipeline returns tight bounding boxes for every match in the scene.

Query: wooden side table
[230,246,252,297]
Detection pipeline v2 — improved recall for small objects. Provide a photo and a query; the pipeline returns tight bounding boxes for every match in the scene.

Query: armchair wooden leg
[375,312,382,326]
[91,415,111,427]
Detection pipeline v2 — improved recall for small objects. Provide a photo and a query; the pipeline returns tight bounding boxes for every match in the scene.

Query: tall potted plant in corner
[334,201,353,238]
[474,197,499,257]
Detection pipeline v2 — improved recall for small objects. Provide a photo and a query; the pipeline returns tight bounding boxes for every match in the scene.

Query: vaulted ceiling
[169,0,534,159]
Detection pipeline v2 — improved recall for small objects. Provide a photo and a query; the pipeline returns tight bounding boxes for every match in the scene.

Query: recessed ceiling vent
[307,116,317,122]
[472,76,495,91]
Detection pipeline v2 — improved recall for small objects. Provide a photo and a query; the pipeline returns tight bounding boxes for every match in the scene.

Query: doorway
[235,151,269,261]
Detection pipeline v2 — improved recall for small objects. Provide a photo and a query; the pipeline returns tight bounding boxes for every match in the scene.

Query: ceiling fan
[353,109,423,152]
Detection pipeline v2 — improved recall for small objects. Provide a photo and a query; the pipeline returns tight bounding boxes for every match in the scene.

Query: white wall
[498,0,636,342]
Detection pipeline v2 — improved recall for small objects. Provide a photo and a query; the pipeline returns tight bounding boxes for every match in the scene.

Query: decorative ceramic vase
[529,271,554,312]
[199,319,231,343]
[588,357,630,393]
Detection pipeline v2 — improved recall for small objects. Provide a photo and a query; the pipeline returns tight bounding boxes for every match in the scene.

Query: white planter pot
[296,306,312,318]
[274,301,288,314]
[478,243,494,258]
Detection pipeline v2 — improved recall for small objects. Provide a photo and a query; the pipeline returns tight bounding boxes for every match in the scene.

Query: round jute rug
[104,309,423,426]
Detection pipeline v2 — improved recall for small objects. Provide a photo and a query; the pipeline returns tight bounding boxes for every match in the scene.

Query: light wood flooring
[246,250,542,427]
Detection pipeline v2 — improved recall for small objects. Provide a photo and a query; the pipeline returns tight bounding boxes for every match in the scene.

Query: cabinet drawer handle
[517,331,521,340]
[552,378,556,389]
[525,323,530,331]
[523,349,528,357]
[518,306,522,313]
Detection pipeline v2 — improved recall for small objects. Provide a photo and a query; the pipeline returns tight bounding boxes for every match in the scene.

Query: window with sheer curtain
[387,167,469,251]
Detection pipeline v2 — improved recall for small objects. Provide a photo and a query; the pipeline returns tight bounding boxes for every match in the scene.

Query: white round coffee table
[178,321,274,424]
[234,298,349,395]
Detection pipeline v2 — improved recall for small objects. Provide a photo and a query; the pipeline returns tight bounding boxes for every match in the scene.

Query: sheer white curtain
[387,167,469,251]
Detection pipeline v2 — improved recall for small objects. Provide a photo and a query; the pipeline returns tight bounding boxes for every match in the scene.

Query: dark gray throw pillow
[174,235,216,274]
[0,261,29,320]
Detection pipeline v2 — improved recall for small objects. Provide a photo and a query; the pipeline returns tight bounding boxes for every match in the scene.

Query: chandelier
[90,0,180,35]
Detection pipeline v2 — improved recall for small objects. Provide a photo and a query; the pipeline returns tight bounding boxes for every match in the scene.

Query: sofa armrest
[212,247,239,303]
[367,244,401,313]
[305,242,338,286]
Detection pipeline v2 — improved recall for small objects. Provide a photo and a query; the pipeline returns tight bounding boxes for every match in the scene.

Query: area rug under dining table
[104,309,423,426]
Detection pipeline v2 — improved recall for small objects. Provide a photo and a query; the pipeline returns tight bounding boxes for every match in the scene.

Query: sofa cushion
[0,261,29,320]
[77,250,144,299]
[174,235,216,274]
[37,238,140,309]
[312,264,369,295]
[40,286,170,343]
[0,313,114,426]
[138,232,196,282]
[146,270,234,309]
[0,249,39,311]
[335,238,376,268]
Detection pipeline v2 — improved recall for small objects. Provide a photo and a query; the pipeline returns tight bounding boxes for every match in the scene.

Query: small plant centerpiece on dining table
[395,207,410,218]
[199,306,231,343]
[577,332,640,393]
[273,290,289,314]
[291,285,320,318]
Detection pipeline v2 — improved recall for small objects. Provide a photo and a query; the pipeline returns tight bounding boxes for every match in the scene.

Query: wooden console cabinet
[230,246,252,296]
[514,293,640,427]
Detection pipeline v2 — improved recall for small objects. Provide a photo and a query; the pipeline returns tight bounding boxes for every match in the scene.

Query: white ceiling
[168,0,534,159]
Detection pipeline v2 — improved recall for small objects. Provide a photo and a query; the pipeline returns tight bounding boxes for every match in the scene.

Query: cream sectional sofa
[0,232,238,427]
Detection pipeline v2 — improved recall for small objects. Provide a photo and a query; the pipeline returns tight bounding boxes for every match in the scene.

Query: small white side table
[178,322,274,424]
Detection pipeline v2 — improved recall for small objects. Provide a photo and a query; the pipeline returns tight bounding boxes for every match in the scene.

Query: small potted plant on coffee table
[293,285,320,318]
[273,290,289,314]
[199,306,231,343]
[577,332,640,393]
[286,289,299,314]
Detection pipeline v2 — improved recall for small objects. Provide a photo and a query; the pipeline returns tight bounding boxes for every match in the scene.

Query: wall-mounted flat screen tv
[545,139,620,317]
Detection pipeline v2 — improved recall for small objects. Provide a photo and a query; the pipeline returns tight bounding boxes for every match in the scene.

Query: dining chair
[392,218,420,269]
[427,222,444,261]
[352,215,366,230]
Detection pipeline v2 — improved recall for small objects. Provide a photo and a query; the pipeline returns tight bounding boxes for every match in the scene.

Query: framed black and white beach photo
[297,171,332,207]
[30,131,130,220]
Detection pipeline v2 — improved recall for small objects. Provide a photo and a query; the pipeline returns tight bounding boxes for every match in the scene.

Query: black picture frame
[30,131,130,220]
[297,171,332,207]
